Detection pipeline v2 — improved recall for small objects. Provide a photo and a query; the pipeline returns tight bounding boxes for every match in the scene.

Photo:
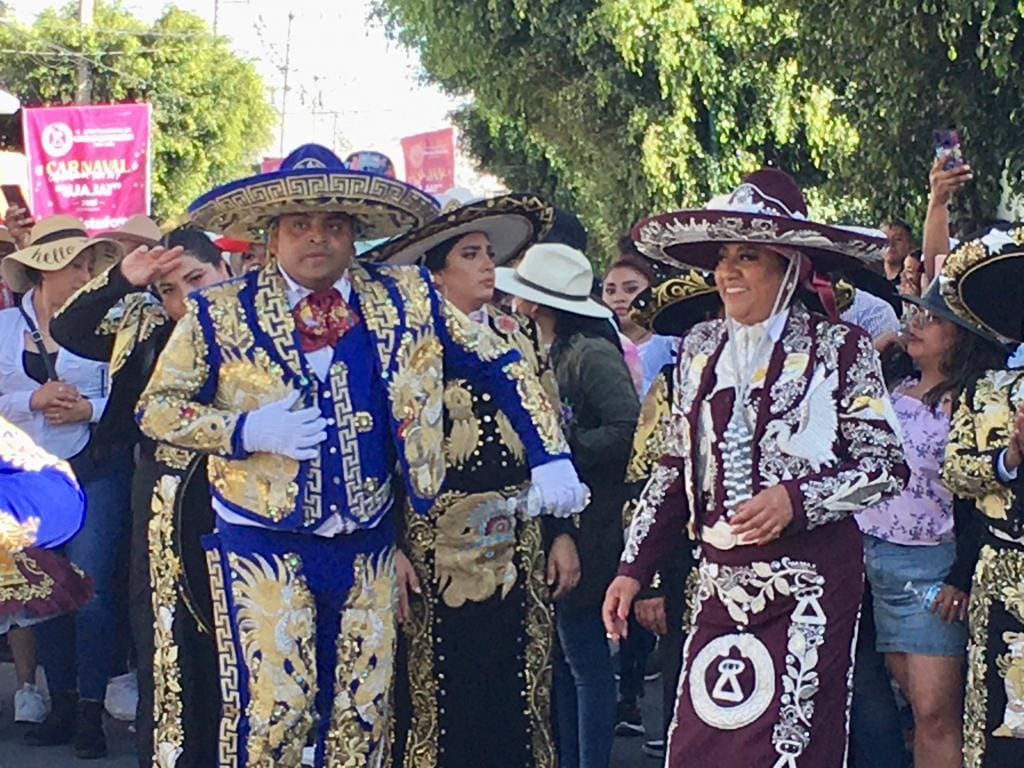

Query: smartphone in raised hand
[1,184,29,213]
[933,129,964,171]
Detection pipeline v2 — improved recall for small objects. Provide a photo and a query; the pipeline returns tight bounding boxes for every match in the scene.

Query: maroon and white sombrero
[632,169,886,273]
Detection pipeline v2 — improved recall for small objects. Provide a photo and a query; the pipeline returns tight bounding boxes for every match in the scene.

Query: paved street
[0,662,663,767]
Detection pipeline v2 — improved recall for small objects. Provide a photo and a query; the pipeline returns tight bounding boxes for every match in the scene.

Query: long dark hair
[885,324,1007,409]
[926,326,1007,408]
[551,308,623,353]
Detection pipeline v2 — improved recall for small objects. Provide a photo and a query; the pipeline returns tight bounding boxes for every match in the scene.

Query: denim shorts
[863,535,968,657]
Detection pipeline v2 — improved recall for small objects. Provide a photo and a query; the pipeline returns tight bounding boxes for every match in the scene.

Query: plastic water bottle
[904,580,943,611]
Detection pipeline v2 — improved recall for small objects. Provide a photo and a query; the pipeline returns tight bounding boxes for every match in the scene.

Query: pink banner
[23,103,151,234]
[401,128,455,194]
[260,157,282,173]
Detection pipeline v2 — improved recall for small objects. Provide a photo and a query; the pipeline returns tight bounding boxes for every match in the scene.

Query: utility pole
[278,11,294,157]
[76,0,94,104]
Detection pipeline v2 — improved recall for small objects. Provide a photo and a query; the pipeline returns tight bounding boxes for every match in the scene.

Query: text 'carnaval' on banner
[23,103,152,234]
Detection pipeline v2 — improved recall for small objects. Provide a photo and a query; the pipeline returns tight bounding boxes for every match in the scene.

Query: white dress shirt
[841,289,900,342]
[0,291,109,459]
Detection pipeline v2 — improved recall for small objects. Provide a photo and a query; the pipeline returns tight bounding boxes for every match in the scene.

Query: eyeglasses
[903,305,939,328]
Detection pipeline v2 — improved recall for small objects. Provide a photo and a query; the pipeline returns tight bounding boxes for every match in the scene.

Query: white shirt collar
[468,305,489,325]
[728,307,790,341]
[19,288,39,325]
[277,265,351,309]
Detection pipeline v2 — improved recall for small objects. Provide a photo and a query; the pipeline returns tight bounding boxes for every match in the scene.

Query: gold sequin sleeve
[942,369,1022,521]
[137,301,243,457]
[439,299,569,463]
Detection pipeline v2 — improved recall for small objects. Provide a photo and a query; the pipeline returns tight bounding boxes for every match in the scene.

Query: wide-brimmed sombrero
[188,143,440,241]
[940,223,1024,343]
[364,193,554,267]
[2,216,122,293]
[629,270,721,336]
[633,169,886,273]
[0,228,16,258]
[904,277,1008,349]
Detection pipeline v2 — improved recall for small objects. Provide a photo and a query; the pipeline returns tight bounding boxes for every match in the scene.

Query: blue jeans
[553,602,616,768]
[617,617,655,703]
[37,460,132,701]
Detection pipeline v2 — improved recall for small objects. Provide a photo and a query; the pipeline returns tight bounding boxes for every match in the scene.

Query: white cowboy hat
[495,242,612,319]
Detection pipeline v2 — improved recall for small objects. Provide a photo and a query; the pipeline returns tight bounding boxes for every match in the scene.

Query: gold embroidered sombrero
[940,224,1024,343]
[629,270,721,335]
[189,143,440,241]
[2,216,122,293]
[363,193,554,266]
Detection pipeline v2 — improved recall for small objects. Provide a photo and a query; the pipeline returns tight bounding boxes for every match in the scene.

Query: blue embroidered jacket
[137,262,569,533]
[0,416,85,551]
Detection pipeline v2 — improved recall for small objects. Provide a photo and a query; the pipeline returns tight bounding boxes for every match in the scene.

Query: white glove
[241,391,327,461]
[530,458,589,519]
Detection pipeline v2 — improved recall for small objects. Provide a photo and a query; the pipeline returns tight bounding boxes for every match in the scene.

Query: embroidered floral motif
[434,491,519,607]
[443,382,481,467]
[623,464,680,564]
[696,559,828,766]
[326,550,397,768]
[391,334,446,499]
[944,368,1024,534]
[964,544,1024,766]
[626,372,672,484]
[138,305,241,456]
[228,551,317,767]
[149,474,185,768]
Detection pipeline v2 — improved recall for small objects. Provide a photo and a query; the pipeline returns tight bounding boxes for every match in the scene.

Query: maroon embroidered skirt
[0,547,94,633]
[667,518,863,768]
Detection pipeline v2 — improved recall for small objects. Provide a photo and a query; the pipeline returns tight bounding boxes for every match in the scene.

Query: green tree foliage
[0,1,275,220]
[377,0,1024,254]
[780,0,1024,229]
[373,0,860,259]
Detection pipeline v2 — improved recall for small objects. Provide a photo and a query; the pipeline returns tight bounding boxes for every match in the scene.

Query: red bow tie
[292,288,360,353]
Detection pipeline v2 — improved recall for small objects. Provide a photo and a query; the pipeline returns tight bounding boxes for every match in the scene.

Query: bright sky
[13,0,498,189]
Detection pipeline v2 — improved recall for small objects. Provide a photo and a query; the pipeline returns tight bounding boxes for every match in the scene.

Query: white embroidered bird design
[764,367,839,472]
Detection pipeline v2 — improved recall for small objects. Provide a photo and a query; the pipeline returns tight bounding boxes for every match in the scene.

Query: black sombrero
[629,270,722,336]
[940,224,1024,344]
[363,193,554,267]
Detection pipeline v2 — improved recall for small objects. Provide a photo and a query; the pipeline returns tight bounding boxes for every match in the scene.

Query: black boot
[73,699,107,759]
[24,690,77,745]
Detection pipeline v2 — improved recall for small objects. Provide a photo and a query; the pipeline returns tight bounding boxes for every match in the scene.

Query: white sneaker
[14,683,47,724]
[104,671,139,722]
